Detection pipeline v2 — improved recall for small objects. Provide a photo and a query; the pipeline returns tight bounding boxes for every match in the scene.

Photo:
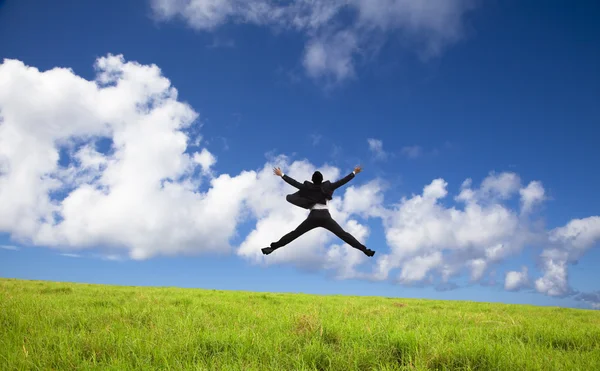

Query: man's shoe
[261,247,274,255]
[364,248,375,257]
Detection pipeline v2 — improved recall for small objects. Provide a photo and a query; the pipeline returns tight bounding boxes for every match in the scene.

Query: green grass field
[1,278,599,370]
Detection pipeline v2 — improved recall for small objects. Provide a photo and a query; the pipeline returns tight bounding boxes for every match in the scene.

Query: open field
[1,278,599,370]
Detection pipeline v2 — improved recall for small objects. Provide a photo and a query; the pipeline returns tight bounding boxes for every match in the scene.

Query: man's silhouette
[261,165,375,257]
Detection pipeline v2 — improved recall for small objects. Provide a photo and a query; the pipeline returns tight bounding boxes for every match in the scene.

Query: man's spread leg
[321,212,375,257]
[262,214,319,255]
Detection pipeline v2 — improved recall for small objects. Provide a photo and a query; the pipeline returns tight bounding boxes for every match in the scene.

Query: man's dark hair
[312,171,323,184]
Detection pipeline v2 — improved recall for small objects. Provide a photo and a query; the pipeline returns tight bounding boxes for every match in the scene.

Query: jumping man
[261,165,376,257]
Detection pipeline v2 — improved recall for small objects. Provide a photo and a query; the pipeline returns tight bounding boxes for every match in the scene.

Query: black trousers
[270,209,367,252]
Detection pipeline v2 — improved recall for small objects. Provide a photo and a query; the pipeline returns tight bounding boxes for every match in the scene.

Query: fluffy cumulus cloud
[370,171,600,304]
[303,30,359,83]
[193,148,217,175]
[375,175,514,283]
[535,216,600,297]
[505,266,529,291]
[150,0,478,83]
[2,55,600,307]
[373,172,569,288]
[0,54,257,260]
[519,180,545,214]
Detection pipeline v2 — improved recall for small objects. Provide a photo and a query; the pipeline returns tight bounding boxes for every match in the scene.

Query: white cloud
[397,251,442,283]
[505,266,529,291]
[375,173,597,295]
[150,0,346,32]
[303,30,358,84]
[341,179,386,219]
[467,258,487,281]
[0,54,255,260]
[520,181,545,214]
[375,174,533,285]
[534,249,569,296]
[535,217,600,297]
[0,245,19,251]
[193,148,217,175]
[150,0,478,83]
[480,172,521,200]
[367,138,387,160]
[549,216,600,251]
[456,172,528,204]
[60,253,81,258]
[352,0,474,57]
[74,144,108,170]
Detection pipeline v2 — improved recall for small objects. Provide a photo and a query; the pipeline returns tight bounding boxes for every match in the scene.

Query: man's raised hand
[354,165,363,174]
[273,167,283,177]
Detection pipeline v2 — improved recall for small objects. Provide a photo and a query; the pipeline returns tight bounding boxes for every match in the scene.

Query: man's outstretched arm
[331,165,362,190]
[273,167,305,189]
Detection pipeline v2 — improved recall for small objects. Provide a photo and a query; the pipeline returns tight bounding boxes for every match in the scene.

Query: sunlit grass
[1,278,599,370]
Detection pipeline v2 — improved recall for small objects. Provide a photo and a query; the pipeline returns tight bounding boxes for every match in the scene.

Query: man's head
[312,171,323,184]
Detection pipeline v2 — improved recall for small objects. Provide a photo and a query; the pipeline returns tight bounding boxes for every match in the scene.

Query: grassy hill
[1,278,599,370]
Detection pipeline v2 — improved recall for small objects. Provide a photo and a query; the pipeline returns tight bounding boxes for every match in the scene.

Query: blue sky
[1,0,599,309]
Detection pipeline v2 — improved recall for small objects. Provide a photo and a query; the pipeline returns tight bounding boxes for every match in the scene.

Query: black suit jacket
[282,172,355,209]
